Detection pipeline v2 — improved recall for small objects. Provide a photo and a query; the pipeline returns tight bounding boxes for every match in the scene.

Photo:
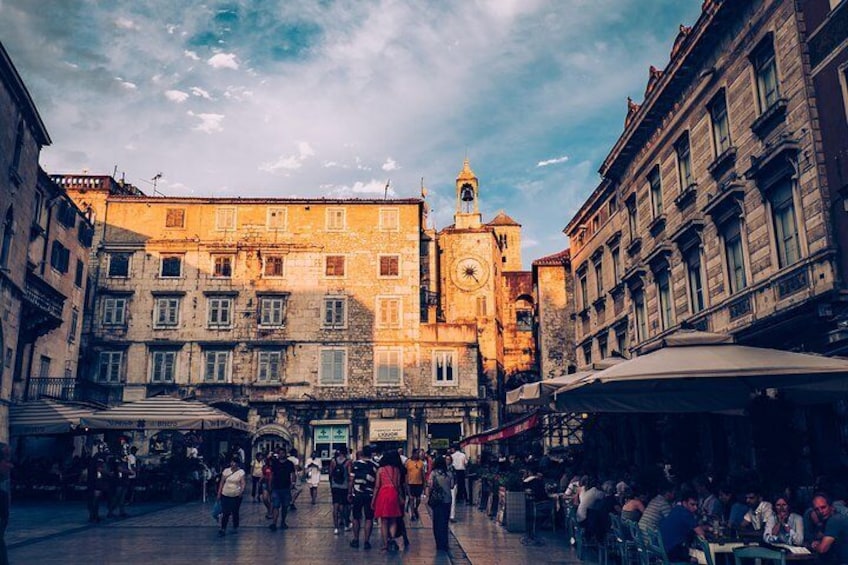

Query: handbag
[211,499,222,521]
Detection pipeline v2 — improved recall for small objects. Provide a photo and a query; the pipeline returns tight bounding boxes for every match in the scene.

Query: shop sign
[368,419,407,442]
[314,425,349,444]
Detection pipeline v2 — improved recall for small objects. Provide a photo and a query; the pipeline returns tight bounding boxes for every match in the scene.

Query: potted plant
[496,469,527,532]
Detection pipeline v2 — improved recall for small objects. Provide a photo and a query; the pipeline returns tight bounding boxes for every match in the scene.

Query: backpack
[428,472,448,507]
[331,458,347,484]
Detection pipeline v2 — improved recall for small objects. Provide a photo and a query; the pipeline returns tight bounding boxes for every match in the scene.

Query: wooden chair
[622,518,649,565]
[732,546,786,565]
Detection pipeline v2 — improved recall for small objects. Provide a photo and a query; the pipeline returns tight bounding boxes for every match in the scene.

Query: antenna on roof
[384,179,391,199]
[152,173,164,196]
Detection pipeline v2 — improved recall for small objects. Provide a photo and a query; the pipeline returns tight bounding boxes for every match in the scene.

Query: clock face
[453,256,489,291]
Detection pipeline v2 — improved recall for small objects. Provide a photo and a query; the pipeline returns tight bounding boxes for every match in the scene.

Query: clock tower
[454,158,482,229]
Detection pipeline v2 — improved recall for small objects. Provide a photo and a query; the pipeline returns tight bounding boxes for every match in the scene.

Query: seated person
[763,495,803,546]
[640,483,675,533]
[718,484,748,530]
[810,494,848,564]
[576,476,605,525]
[740,485,774,532]
[659,491,705,562]
[621,488,646,523]
[693,475,722,523]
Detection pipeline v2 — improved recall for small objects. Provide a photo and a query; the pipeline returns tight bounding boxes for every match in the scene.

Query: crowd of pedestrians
[213,444,472,555]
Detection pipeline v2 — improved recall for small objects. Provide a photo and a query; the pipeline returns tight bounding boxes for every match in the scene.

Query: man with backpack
[348,447,378,549]
[329,447,351,535]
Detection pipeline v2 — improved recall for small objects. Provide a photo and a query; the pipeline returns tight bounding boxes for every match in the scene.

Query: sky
[0,0,703,268]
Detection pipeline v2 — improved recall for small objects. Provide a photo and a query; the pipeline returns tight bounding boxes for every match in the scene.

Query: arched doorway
[252,424,293,457]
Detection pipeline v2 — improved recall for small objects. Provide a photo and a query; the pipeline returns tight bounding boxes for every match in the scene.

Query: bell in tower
[454,158,481,228]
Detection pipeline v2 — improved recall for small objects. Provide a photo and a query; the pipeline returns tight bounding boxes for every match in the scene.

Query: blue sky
[0,0,702,267]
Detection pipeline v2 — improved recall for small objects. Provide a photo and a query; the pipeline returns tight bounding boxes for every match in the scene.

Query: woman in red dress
[372,450,405,551]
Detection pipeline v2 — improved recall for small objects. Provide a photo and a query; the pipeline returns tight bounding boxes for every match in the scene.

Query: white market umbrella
[81,396,250,432]
[506,358,625,407]
[554,330,848,413]
[10,399,94,436]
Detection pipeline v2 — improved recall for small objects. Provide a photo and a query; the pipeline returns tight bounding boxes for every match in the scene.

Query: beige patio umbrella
[506,358,625,407]
[554,330,848,413]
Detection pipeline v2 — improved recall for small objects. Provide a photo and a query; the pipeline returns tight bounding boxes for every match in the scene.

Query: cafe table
[690,541,814,564]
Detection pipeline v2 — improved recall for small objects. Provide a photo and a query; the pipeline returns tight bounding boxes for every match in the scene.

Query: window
[160,255,182,278]
[75,259,84,287]
[594,260,604,296]
[165,208,185,228]
[516,308,533,332]
[615,327,627,356]
[379,255,400,278]
[627,204,638,240]
[0,207,12,269]
[56,200,76,228]
[377,297,401,327]
[326,208,346,231]
[579,271,588,309]
[32,191,44,226]
[50,241,70,273]
[207,296,233,328]
[609,195,618,214]
[675,133,694,190]
[319,348,347,385]
[267,207,287,230]
[212,255,233,278]
[611,247,621,284]
[11,119,24,179]
[257,351,283,383]
[216,207,236,230]
[721,219,747,294]
[77,222,93,247]
[154,297,180,328]
[598,337,608,360]
[69,308,79,343]
[582,343,592,366]
[648,166,663,218]
[375,348,402,386]
[263,255,285,278]
[753,39,779,112]
[102,297,127,326]
[710,91,732,156]
[38,355,51,378]
[379,208,399,231]
[150,350,177,383]
[656,269,673,330]
[325,255,346,277]
[770,179,801,268]
[203,350,231,382]
[433,350,456,384]
[633,288,647,342]
[259,296,287,327]
[322,296,346,328]
[97,351,123,383]
[477,295,488,317]
[685,247,705,314]
[108,252,131,277]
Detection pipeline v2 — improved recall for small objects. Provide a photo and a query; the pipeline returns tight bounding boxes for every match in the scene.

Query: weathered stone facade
[60,159,533,458]
[563,0,846,364]
[532,249,575,380]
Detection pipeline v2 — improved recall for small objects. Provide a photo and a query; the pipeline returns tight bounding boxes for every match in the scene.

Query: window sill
[626,237,643,256]
[152,326,180,331]
[253,381,283,387]
[592,296,607,310]
[577,307,591,319]
[707,146,737,179]
[258,324,286,329]
[433,382,458,387]
[751,98,788,139]
[674,183,698,209]
[647,214,667,237]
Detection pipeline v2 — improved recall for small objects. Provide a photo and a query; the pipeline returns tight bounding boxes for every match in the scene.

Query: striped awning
[10,400,95,436]
[81,396,250,432]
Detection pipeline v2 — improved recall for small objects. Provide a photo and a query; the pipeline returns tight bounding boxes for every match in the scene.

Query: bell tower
[455,158,482,229]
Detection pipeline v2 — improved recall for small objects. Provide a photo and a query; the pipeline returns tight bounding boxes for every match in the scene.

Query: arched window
[0,206,13,269]
[515,295,534,332]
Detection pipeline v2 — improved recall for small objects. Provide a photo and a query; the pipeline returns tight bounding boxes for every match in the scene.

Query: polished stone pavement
[6,485,583,564]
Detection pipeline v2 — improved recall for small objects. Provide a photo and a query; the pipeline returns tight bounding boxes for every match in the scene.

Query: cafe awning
[459,411,540,447]
[554,329,848,413]
[81,396,250,432]
[10,399,95,436]
[506,358,625,407]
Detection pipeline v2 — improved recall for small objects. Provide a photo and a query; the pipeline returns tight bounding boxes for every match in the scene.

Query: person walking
[287,448,302,511]
[349,447,378,549]
[305,451,321,504]
[250,452,265,502]
[426,455,454,552]
[216,457,245,536]
[329,447,351,535]
[372,450,405,552]
[449,446,469,505]
[268,449,296,531]
[405,449,425,522]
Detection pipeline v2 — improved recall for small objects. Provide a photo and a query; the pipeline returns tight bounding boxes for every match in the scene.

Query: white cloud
[536,155,570,167]
[381,157,399,171]
[190,87,212,99]
[329,179,395,196]
[223,86,253,101]
[259,141,316,173]
[207,53,239,70]
[187,111,225,133]
[117,80,137,90]
[165,90,189,103]
[183,49,199,61]
[115,17,138,30]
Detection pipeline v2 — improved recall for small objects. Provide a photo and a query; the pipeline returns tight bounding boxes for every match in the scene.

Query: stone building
[564,0,847,367]
[532,249,575,380]
[1,42,93,440]
[60,159,533,458]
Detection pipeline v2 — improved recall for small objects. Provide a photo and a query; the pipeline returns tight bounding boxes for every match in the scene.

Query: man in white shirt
[287,449,302,511]
[449,447,469,505]
[741,487,774,532]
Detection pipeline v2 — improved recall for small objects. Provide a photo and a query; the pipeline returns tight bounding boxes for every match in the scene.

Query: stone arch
[252,423,294,456]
